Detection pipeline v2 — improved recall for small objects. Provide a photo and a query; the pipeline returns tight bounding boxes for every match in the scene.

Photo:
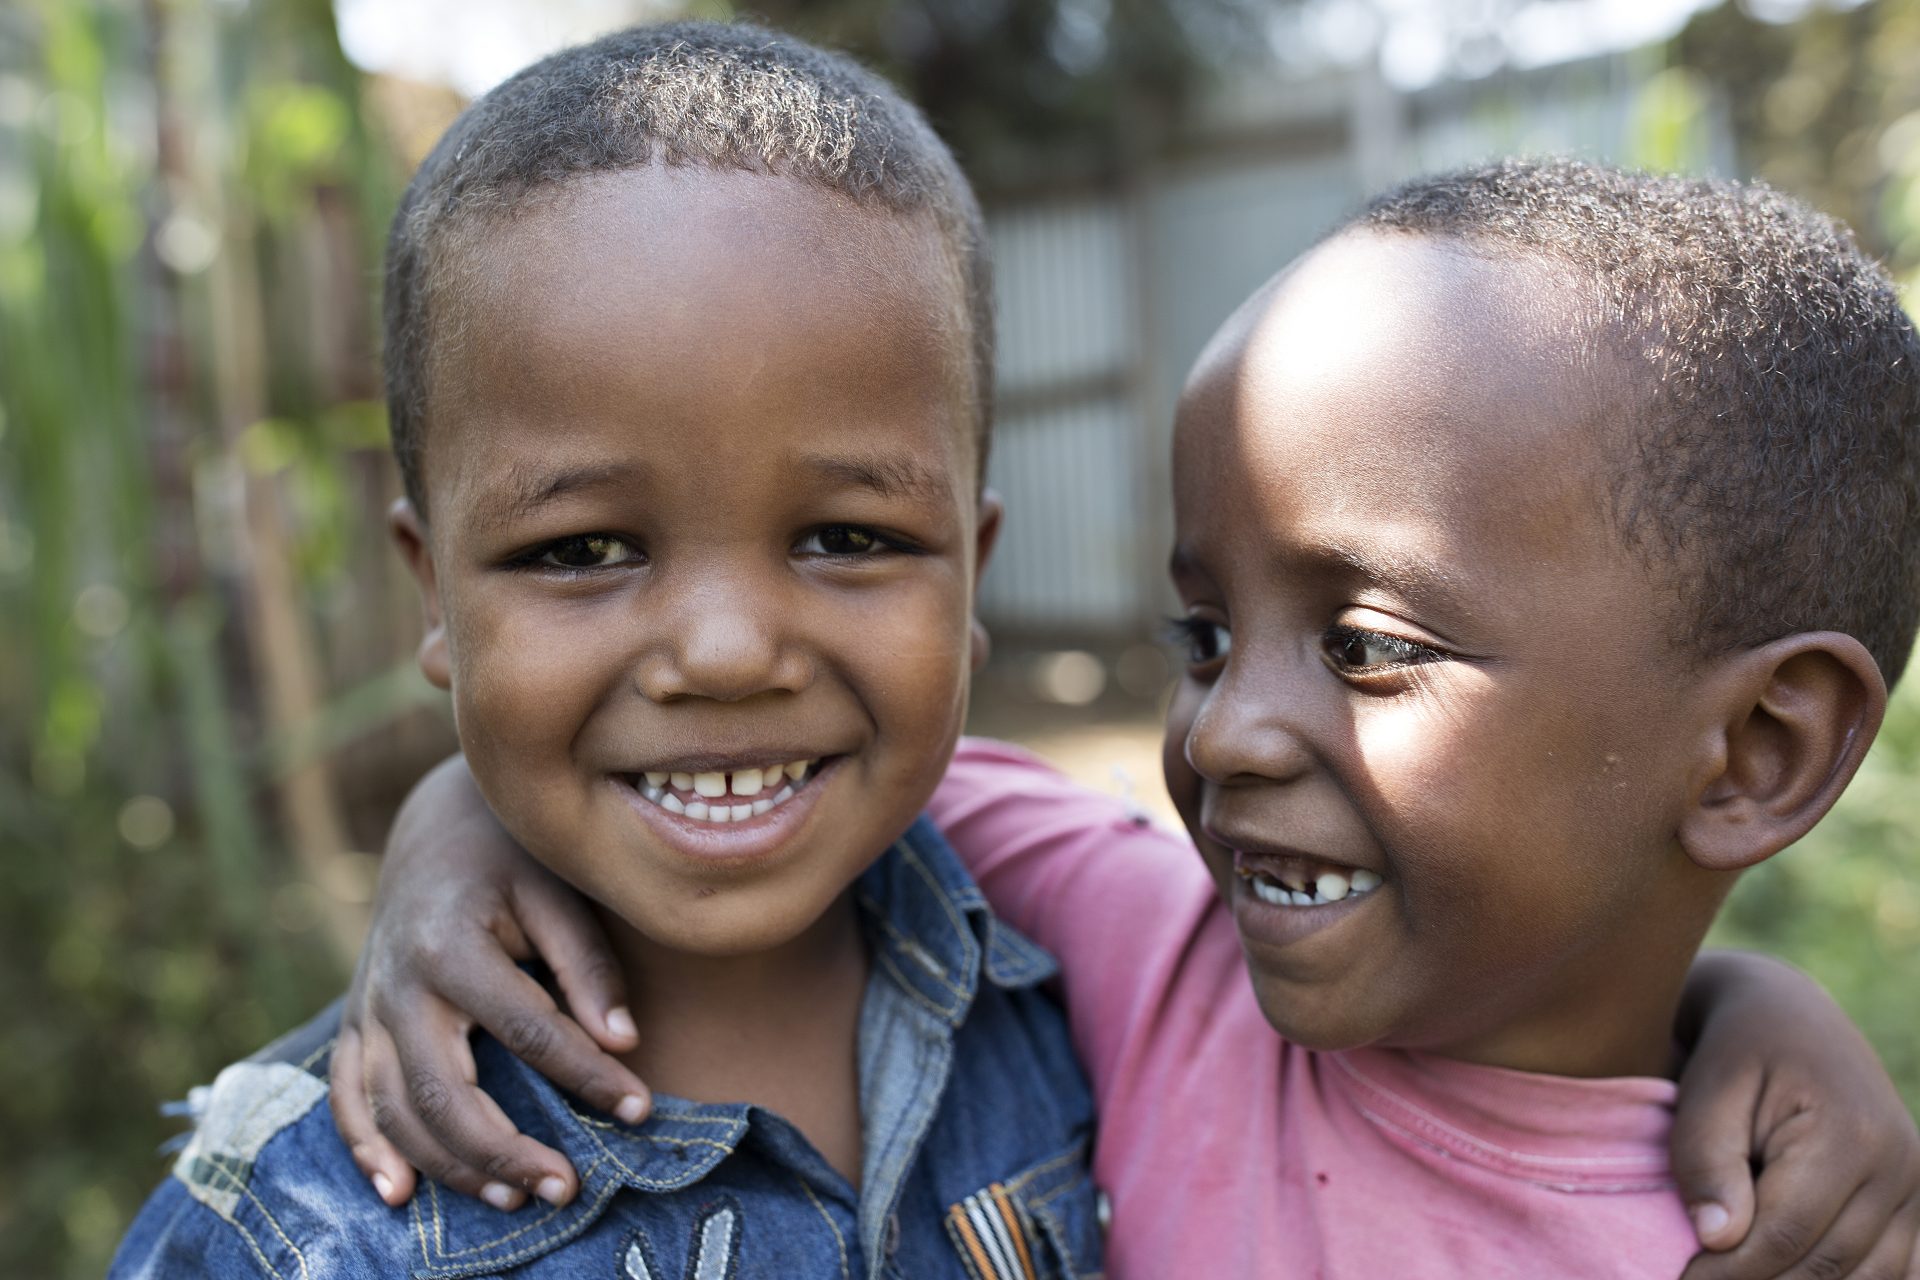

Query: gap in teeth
[637,759,816,823]
[1240,862,1381,907]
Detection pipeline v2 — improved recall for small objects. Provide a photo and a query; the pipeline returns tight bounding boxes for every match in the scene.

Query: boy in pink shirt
[335,159,1920,1277]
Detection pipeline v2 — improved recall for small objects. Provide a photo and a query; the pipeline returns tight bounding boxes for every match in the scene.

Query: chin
[1247,978,1384,1053]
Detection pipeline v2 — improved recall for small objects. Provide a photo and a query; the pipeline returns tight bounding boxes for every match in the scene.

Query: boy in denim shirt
[112,23,1100,1279]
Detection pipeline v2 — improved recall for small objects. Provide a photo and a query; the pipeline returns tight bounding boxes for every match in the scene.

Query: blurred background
[4,0,1919,1273]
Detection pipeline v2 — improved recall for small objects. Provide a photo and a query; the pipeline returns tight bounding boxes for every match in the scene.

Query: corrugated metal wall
[977,53,1729,639]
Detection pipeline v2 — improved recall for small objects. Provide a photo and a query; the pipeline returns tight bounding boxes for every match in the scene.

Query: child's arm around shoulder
[331,749,1920,1280]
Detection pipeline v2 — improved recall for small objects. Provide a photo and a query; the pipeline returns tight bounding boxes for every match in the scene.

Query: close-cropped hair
[1353,157,1920,685]
[383,20,993,515]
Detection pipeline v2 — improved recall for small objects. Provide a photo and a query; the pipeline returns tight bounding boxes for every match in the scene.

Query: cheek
[444,594,618,767]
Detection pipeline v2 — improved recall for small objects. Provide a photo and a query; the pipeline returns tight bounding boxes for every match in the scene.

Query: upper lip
[1200,822,1382,878]
[619,748,841,775]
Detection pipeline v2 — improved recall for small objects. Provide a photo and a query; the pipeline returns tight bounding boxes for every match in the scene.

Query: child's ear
[1677,632,1886,872]
[388,498,452,691]
[969,489,1005,674]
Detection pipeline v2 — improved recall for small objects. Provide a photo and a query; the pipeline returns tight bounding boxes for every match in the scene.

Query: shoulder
[110,1005,420,1280]
[931,736,1197,871]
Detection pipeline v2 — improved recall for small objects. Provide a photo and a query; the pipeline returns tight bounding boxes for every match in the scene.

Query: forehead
[422,166,976,503]
[1174,231,1634,603]
[1182,233,1620,533]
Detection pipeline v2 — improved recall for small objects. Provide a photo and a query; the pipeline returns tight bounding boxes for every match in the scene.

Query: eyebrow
[797,451,955,504]
[1306,541,1465,612]
[1169,539,1466,614]
[479,460,648,530]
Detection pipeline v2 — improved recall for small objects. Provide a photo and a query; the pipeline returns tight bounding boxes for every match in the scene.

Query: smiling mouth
[619,758,825,825]
[1234,854,1383,908]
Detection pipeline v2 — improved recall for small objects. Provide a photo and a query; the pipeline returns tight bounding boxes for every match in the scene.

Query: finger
[328,1022,417,1207]
[1669,1061,1763,1253]
[426,942,651,1126]
[1683,1123,1870,1280]
[1827,1193,1915,1280]
[511,873,639,1055]
[363,1020,542,1211]
[382,996,585,1207]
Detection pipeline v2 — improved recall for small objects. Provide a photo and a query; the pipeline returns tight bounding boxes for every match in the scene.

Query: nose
[632,574,811,703]
[1181,653,1315,788]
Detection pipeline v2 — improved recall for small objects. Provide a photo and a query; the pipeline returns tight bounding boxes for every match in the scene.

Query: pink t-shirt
[929,737,1697,1279]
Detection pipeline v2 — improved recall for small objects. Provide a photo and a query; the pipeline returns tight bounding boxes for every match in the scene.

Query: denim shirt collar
[408,814,1057,1278]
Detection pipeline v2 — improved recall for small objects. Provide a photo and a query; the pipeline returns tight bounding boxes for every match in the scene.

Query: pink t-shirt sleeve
[926,737,1219,1098]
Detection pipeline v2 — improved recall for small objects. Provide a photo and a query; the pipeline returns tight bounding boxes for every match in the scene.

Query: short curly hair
[383,20,992,516]
[1353,157,1920,685]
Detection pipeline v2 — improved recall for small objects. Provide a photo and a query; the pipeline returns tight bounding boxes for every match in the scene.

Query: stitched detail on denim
[415,1155,610,1263]
[183,1155,308,1280]
[790,1173,852,1280]
[862,907,968,1007]
[855,1002,948,1265]
[1001,1143,1086,1201]
[632,1108,748,1127]
[621,1225,666,1280]
[566,1101,747,1138]
[873,945,958,1022]
[1028,1199,1081,1279]
[297,1037,333,1075]
[572,1109,739,1192]
[170,1059,327,1278]
[900,843,980,975]
[413,1163,621,1277]
[981,925,1056,987]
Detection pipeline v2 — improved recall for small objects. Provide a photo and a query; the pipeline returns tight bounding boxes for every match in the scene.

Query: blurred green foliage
[2,2,1918,1278]
[0,1,407,1275]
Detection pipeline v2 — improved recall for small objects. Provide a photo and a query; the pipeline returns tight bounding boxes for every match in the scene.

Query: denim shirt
[111,817,1103,1280]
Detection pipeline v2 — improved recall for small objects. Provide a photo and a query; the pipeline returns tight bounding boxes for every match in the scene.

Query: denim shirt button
[1096,1188,1112,1234]
[885,1212,902,1256]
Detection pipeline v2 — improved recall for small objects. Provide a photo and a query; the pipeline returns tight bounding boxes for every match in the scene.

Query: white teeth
[635,762,820,825]
[644,771,668,787]
[1246,865,1382,909]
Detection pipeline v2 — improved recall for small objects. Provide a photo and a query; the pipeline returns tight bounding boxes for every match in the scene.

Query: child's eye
[532,534,640,571]
[1322,624,1441,673]
[1166,615,1232,667]
[795,525,891,556]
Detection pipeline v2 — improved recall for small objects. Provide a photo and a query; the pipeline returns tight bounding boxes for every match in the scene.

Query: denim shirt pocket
[944,1137,1102,1280]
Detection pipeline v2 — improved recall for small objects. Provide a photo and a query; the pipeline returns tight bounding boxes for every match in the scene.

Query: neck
[602,892,869,1080]
[598,893,871,1185]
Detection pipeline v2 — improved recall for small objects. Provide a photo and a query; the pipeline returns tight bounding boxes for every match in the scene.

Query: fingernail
[537,1176,568,1205]
[371,1171,394,1203]
[1691,1201,1731,1240]
[607,1007,637,1041]
[615,1094,647,1124]
[481,1181,516,1211]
